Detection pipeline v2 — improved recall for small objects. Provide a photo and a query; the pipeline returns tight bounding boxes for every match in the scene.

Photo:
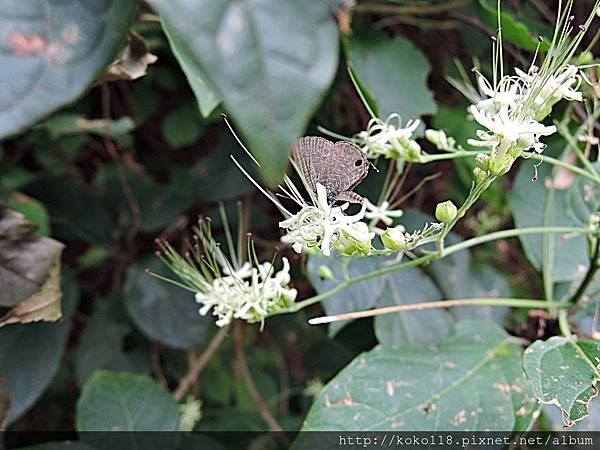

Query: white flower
[515,65,583,110]
[364,199,404,227]
[279,183,374,256]
[195,257,297,327]
[354,114,421,159]
[467,104,556,156]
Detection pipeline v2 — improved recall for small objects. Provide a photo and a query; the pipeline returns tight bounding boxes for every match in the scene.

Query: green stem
[286,226,591,313]
[568,237,600,306]
[538,154,600,185]
[560,127,599,179]
[558,309,573,338]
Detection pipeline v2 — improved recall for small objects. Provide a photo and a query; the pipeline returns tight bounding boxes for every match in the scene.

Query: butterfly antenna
[230,155,292,218]
[369,160,379,172]
[221,113,261,167]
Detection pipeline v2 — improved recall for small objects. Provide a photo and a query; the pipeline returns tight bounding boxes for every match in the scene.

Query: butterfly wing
[291,137,369,203]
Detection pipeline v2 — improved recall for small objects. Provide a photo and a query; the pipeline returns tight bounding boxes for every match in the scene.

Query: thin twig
[233,321,286,434]
[173,325,230,401]
[100,83,142,243]
[568,238,600,306]
[151,344,168,388]
[309,298,571,325]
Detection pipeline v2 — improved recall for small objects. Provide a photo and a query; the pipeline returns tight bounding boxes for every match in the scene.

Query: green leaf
[4,192,51,236]
[307,254,387,336]
[567,168,600,225]
[0,274,79,425]
[402,209,510,324]
[511,162,588,282]
[162,102,204,148]
[74,296,150,386]
[374,268,453,346]
[479,0,548,52]
[124,259,212,349]
[344,30,436,120]
[0,205,64,326]
[523,337,600,425]
[0,0,137,138]
[76,371,180,431]
[35,114,135,140]
[162,22,221,118]
[300,320,534,431]
[23,174,117,244]
[148,0,339,185]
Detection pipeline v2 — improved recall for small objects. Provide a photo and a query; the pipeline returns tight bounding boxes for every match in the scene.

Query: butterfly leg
[334,191,364,204]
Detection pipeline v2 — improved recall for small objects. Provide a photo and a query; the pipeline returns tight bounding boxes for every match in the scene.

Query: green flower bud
[318,265,334,281]
[472,167,488,184]
[337,222,374,256]
[489,155,514,176]
[381,226,407,251]
[475,153,490,170]
[508,146,523,159]
[435,200,458,223]
[406,140,421,161]
[425,129,442,146]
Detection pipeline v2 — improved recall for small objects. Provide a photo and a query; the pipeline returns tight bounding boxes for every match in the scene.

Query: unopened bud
[435,200,458,223]
[473,167,488,184]
[475,153,490,170]
[381,227,407,251]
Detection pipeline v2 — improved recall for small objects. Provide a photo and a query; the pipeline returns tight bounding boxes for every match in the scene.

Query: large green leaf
[300,320,534,432]
[124,259,212,349]
[0,274,79,425]
[74,296,150,386]
[307,254,387,336]
[344,30,436,121]
[374,268,453,346]
[0,0,137,138]
[511,163,588,282]
[523,337,600,425]
[162,21,221,118]
[76,371,179,431]
[148,0,339,185]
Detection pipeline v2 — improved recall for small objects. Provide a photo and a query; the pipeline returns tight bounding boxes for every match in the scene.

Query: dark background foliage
[1,0,599,445]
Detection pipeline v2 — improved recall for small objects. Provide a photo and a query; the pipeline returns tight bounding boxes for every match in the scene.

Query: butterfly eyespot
[354,159,362,167]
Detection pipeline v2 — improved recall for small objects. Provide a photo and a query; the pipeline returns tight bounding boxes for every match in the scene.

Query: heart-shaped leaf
[523,337,600,426]
[148,0,339,185]
[0,275,79,425]
[344,30,436,121]
[76,371,180,432]
[300,320,535,432]
[0,0,137,137]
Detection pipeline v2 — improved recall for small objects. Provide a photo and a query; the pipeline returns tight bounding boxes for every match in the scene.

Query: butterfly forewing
[291,136,369,204]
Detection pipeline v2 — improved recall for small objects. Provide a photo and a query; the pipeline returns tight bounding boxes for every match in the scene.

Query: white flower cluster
[467,65,582,161]
[195,258,297,327]
[279,183,374,256]
[354,113,421,160]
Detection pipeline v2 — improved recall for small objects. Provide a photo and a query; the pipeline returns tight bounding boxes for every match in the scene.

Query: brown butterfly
[291,136,369,205]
